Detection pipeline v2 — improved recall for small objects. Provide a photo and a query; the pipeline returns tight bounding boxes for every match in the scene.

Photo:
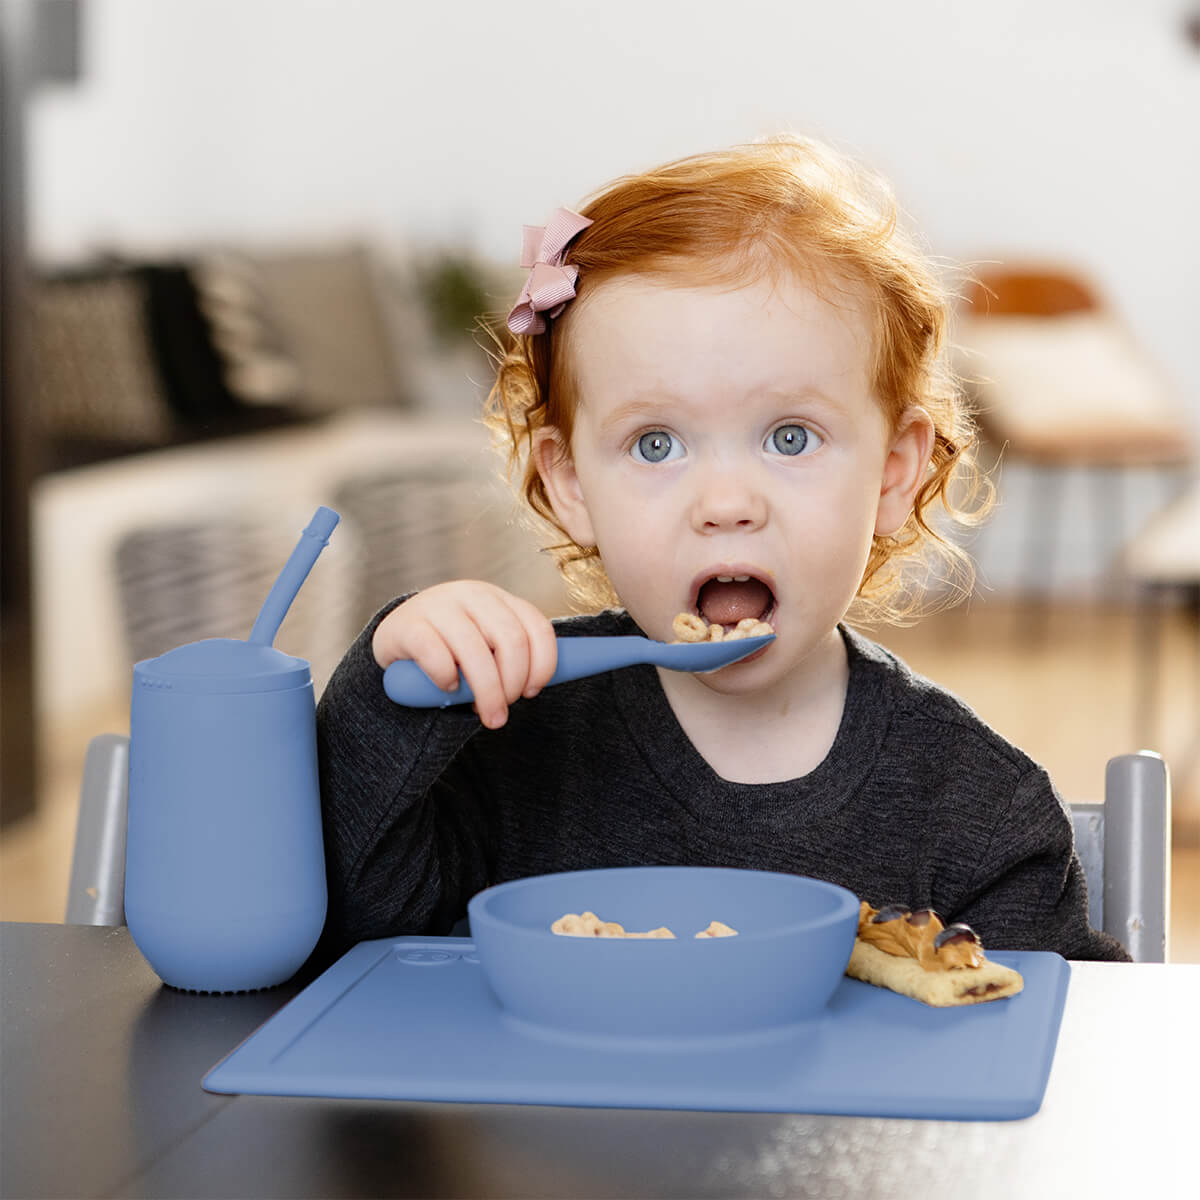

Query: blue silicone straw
[248,506,341,646]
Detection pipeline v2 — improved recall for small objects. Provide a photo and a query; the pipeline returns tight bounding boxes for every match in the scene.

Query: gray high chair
[65,738,1172,962]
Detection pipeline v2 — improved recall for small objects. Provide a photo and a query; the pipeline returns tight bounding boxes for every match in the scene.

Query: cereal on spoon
[672,612,774,644]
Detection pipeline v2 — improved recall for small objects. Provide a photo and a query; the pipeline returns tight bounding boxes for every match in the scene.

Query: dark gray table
[2,922,1193,1199]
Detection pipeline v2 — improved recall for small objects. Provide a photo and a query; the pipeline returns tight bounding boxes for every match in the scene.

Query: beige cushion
[195,245,407,414]
[953,313,1193,463]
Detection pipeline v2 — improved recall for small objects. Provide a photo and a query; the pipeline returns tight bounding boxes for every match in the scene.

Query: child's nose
[689,467,767,534]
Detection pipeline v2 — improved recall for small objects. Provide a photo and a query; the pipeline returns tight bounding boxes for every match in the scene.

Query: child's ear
[875,406,936,537]
[533,427,597,548]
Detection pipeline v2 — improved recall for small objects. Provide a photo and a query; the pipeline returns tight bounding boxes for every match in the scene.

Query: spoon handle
[381,637,650,708]
[381,664,473,707]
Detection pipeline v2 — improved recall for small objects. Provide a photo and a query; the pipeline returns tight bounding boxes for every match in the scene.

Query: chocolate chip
[870,904,911,924]
[934,923,980,949]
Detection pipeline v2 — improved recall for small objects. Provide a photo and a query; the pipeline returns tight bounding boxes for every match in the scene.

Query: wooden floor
[2,597,1197,960]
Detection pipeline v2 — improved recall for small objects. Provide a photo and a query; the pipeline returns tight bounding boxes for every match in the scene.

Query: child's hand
[372,581,558,729]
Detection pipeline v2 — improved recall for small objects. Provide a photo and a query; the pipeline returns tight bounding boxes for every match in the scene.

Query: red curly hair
[484,134,990,622]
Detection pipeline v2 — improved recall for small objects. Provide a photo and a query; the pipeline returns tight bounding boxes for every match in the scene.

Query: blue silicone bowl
[467,866,860,1038]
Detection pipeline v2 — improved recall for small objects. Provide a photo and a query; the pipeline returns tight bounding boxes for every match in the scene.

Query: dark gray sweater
[313,603,1130,967]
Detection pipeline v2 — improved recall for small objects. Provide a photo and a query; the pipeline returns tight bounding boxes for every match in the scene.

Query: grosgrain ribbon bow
[506,208,594,334]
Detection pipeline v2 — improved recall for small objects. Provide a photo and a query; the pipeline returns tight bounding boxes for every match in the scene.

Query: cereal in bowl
[694,920,738,938]
[551,911,738,939]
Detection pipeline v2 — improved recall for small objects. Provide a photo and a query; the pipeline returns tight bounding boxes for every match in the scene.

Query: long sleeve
[311,601,487,965]
[951,766,1130,962]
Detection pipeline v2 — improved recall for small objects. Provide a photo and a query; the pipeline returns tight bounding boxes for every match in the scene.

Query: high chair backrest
[63,738,1172,961]
[1070,751,1170,962]
[65,734,130,927]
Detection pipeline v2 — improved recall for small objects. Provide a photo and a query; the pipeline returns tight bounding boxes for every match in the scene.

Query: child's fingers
[506,597,558,696]
[419,606,512,728]
[485,605,534,712]
[437,588,546,713]
[462,592,556,706]
[375,605,488,703]
[394,617,463,692]
[449,593,556,713]
[373,608,464,690]
[372,582,555,727]
[459,594,559,725]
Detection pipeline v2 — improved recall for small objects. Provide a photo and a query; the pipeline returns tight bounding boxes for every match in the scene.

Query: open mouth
[693,571,777,635]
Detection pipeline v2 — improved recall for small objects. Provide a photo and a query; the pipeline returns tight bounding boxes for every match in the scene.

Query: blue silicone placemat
[203,937,1070,1120]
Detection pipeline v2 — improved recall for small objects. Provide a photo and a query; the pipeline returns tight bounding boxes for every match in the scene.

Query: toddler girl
[314,134,1128,965]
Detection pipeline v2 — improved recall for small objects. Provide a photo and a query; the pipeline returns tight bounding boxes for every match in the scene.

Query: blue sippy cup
[124,507,338,992]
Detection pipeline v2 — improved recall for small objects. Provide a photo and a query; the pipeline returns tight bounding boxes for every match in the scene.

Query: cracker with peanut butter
[846,901,1023,1007]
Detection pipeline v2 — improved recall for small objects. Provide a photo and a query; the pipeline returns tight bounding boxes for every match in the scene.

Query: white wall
[29,0,1200,431]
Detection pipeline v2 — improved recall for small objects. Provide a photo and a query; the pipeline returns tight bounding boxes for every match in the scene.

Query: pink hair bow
[506,207,593,335]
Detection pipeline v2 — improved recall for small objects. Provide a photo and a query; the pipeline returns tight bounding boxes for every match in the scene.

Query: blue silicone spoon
[382,633,775,707]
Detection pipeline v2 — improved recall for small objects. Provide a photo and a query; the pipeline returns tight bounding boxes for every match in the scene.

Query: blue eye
[767,424,818,456]
[632,431,683,463]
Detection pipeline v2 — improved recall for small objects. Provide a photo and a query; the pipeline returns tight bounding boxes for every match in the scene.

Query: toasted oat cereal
[552,911,675,938]
[728,619,774,640]
[551,912,738,939]
[551,911,627,937]
[670,611,773,644]
[671,612,709,643]
[694,920,739,938]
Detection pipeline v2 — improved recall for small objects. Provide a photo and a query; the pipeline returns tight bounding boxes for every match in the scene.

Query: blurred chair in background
[110,466,568,698]
[954,265,1194,613]
[330,464,553,635]
[1121,482,1200,798]
[114,508,360,695]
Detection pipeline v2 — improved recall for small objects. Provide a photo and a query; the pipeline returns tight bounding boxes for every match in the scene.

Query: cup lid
[134,638,311,694]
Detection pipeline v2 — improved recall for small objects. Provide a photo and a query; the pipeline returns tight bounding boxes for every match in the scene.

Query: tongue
[697,578,773,627]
